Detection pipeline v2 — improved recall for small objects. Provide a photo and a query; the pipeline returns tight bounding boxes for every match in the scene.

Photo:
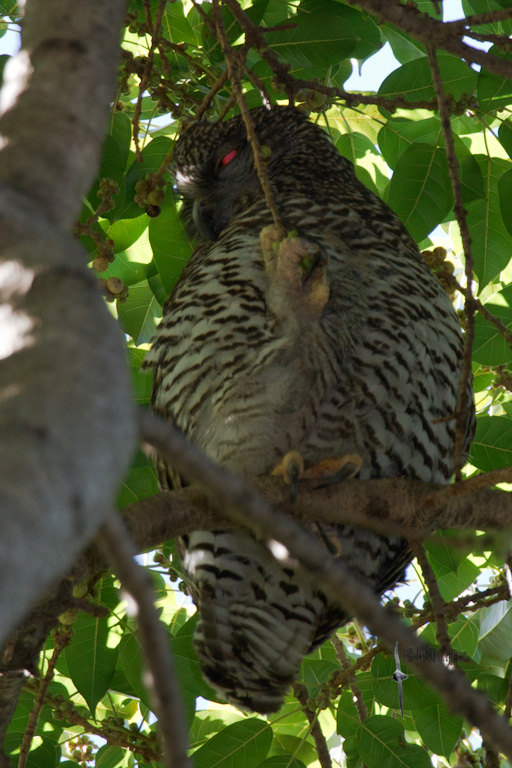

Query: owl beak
[193,198,233,241]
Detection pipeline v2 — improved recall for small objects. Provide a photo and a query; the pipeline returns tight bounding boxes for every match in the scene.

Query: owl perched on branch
[143,106,475,713]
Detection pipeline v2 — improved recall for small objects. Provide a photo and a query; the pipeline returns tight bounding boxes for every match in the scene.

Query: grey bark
[0,0,134,661]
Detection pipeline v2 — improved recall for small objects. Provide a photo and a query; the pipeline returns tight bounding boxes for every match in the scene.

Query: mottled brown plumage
[144,106,475,713]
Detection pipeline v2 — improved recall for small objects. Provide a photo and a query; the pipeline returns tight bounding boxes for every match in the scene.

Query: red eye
[221,149,237,166]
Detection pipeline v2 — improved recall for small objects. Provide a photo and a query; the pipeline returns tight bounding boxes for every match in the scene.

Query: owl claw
[272,450,304,502]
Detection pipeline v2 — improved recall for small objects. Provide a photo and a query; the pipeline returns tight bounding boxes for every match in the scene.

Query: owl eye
[220,149,238,166]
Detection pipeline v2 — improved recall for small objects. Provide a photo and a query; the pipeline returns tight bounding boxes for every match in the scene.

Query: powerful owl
[144,106,475,713]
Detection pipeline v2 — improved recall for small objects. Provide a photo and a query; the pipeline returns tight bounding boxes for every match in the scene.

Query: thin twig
[101,511,191,768]
[331,636,367,720]
[293,683,332,768]
[426,46,475,480]
[17,628,72,768]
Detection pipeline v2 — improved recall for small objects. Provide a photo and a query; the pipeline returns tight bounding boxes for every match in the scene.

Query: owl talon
[272,450,304,502]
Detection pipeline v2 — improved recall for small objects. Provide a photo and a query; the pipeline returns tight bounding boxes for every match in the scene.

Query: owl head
[172,106,347,241]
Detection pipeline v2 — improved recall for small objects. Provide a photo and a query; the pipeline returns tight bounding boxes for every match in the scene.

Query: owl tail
[181,529,329,713]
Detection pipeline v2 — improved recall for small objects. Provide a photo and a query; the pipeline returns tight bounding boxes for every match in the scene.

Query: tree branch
[0,0,136,648]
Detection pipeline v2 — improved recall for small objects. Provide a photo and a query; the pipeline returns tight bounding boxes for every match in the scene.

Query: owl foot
[260,225,329,318]
[272,451,362,502]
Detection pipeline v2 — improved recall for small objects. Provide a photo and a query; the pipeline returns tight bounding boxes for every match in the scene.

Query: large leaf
[378,117,483,204]
[63,579,120,715]
[479,601,512,663]
[465,155,512,287]
[265,13,357,68]
[356,715,433,768]
[477,44,512,112]
[412,703,462,757]
[473,285,512,366]
[385,142,451,241]
[192,719,273,768]
[471,413,512,472]
[297,0,382,60]
[379,52,476,104]
[149,197,192,293]
[117,279,162,345]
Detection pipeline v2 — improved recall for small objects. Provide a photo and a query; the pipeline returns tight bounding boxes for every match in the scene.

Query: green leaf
[192,719,273,768]
[356,715,433,768]
[103,215,149,255]
[498,120,512,158]
[477,45,512,112]
[473,286,512,366]
[465,156,512,287]
[149,198,192,292]
[336,689,363,738]
[256,758,307,768]
[265,13,357,68]
[106,111,132,169]
[63,582,120,715]
[378,118,483,204]
[498,167,512,237]
[301,658,339,697]
[95,745,126,768]
[411,702,462,757]
[115,629,151,707]
[117,280,162,345]
[171,614,214,719]
[424,536,480,601]
[381,25,425,64]
[385,142,451,241]
[479,601,512,663]
[6,685,66,744]
[297,0,382,60]
[462,0,512,35]
[6,739,61,768]
[471,413,512,472]
[379,52,476,104]
[117,449,158,507]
